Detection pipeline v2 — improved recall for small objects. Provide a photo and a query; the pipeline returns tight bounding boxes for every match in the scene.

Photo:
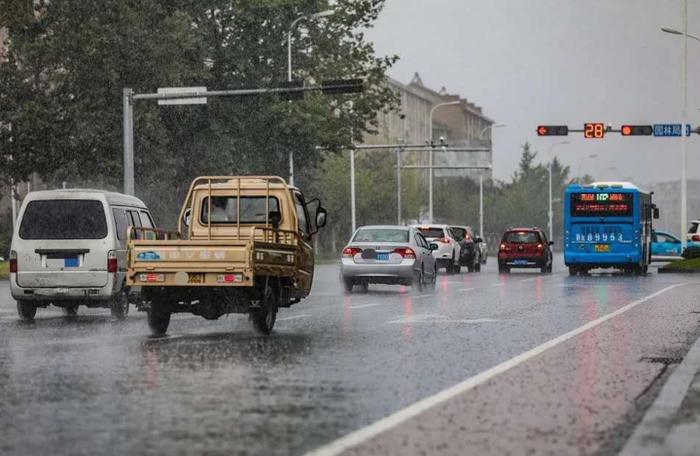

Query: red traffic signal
[620,125,652,136]
[536,125,568,136]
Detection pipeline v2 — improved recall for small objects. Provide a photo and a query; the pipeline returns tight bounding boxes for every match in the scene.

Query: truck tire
[110,287,129,320]
[251,283,277,335]
[148,303,171,336]
[17,301,36,321]
[64,305,78,317]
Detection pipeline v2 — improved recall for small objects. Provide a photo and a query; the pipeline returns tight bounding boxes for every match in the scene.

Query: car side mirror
[475,237,483,243]
[549,241,554,246]
[269,211,282,229]
[429,243,439,251]
[315,207,327,229]
[183,208,192,227]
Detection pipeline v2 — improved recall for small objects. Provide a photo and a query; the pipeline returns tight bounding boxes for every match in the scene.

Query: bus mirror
[653,207,660,219]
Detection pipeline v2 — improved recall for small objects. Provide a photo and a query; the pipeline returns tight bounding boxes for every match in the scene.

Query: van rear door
[16,199,111,288]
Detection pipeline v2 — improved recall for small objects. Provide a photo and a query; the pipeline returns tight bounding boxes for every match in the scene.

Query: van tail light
[9,250,17,273]
[107,250,118,273]
[692,235,700,242]
[537,243,544,251]
[342,247,362,258]
[392,248,416,259]
[439,237,451,244]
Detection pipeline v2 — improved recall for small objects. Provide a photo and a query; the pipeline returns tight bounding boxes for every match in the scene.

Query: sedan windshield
[353,228,409,243]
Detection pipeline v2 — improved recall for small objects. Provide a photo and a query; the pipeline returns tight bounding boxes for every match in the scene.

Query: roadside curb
[620,328,700,455]
[658,268,700,274]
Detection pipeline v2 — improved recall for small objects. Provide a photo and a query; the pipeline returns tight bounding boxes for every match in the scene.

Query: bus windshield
[570,192,633,217]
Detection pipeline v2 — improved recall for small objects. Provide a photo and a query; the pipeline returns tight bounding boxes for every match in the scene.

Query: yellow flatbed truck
[126,176,327,336]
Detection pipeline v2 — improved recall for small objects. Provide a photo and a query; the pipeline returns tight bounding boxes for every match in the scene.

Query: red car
[498,228,553,273]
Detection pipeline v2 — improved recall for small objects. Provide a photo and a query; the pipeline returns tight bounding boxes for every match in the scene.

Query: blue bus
[564,182,659,275]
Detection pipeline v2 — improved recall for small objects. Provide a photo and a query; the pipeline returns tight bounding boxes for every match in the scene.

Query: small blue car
[651,230,683,256]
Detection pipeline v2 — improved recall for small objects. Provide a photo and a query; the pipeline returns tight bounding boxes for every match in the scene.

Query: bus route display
[570,193,633,217]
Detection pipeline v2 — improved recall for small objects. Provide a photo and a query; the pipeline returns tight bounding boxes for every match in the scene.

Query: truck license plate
[594,244,610,252]
[188,273,204,284]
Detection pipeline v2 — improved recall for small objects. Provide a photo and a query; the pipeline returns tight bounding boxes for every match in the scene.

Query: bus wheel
[568,266,578,276]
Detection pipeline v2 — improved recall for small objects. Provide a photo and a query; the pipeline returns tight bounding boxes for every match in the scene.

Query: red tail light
[342,247,362,258]
[392,247,416,259]
[107,251,118,273]
[439,237,451,244]
[692,235,700,242]
[499,243,507,251]
[537,243,544,250]
[9,251,17,273]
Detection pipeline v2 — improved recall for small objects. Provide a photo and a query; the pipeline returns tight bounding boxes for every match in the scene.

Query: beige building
[367,73,494,179]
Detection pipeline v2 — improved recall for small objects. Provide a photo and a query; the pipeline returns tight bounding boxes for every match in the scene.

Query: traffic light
[279,80,304,101]
[321,79,364,95]
[536,125,568,136]
[620,125,653,136]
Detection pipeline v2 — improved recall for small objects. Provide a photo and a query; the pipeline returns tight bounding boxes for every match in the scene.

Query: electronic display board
[570,193,633,217]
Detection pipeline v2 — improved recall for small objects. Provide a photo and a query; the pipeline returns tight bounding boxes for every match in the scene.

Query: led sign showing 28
[584,123,605,139]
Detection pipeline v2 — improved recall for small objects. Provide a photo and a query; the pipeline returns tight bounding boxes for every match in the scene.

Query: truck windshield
[353,228,409,243]
[19,199,108,240]
[201,196,280,224]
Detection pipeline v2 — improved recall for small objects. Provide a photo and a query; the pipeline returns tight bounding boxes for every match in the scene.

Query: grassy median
[0,262,8,279]
[659,257,700,273]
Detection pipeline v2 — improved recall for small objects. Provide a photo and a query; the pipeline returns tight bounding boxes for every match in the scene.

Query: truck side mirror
[183,208,192,227]
[269,211,282,229]
[316,207,327,229]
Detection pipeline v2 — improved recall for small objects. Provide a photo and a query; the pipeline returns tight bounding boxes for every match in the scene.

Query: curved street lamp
[427,100,461,222]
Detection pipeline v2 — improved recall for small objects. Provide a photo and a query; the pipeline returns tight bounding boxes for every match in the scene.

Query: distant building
[366,72,494,180]
[647,179,700,236]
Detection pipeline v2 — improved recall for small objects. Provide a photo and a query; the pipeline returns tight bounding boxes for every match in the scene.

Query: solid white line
[349,303,382,310]
[412,294,434,299]
[490,282,505,287]
[275,314,312,322]
[455,287,475,292]
[305,282,689,456]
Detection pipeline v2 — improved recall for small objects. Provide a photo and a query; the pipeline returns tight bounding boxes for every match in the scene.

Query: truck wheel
[17,301,36,321]
[110,288,129,320]
[147,303,171,336]
[63,304,79,317]
[251,284,277,335]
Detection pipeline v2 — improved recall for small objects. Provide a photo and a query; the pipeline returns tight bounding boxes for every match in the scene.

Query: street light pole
[428,100,460,222]
[548,141,570,243]
[286,9,335,187]
[476,123,505,237]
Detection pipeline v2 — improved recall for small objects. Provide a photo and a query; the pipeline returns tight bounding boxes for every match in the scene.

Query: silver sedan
[340,225,438,293]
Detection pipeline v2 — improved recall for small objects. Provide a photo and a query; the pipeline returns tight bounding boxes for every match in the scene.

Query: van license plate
[64,257,79,267]
[188,273,204,284]
[594,244,610,252]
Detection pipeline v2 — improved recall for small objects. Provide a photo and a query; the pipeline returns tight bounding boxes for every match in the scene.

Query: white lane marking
[519,276,542,282]
[306,282,690,456]
[412,294,434,299]
[349,303,382,310]
[387,314,497,324]
[455,287,475,292]
[275,314,312,322]
[490,282,505,287]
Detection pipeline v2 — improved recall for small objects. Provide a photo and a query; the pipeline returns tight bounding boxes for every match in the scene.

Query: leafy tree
[0,0,397,227]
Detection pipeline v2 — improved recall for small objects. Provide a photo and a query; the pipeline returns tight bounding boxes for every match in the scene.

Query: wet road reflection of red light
[402,295,413,341]
[146,349,158,389]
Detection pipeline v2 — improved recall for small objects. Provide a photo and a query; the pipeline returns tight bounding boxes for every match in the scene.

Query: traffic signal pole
[122,80,362,195]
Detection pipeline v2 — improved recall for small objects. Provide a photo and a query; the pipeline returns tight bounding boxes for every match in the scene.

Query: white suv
[413,225,462,274]
[688,220,700,243]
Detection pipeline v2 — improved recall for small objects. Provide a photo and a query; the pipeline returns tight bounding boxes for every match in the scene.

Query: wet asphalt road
[1,257,700,456]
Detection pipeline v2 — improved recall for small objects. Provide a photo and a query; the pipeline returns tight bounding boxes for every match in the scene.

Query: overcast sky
[365,0,700,185]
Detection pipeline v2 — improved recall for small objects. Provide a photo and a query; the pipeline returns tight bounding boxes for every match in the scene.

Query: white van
[9,190,155,321]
